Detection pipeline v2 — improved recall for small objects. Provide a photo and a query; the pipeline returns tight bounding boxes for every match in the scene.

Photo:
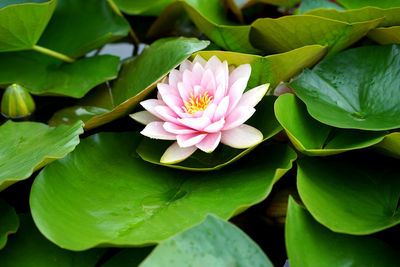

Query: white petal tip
[160,142,197,164]
[130,111,160,125]
[221,125,263,149]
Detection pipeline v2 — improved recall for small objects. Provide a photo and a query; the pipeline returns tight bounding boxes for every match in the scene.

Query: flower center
[182,91,213,114]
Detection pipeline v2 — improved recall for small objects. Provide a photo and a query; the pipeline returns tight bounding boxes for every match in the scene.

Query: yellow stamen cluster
[183,91,213,114]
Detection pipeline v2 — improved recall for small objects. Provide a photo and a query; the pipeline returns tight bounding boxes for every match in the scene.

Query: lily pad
[37,0,130,58]
[113,0,175,16]
[286,198,400,267]
[48,37,209,129]
[193,44,327,90]
[0,214,105,266]
[0,52,120,98]
[0,200,19,249]
[368,26,400,44]
[0,0,57,52]
[305,6,400,27]
[250,14,383,56]
[336,0,400,9]
[274,94,387,156]
[30,132,296,250]
[136,96,283,170]
[374,132,400,159]
[297,157,400,235]
[148,0,260,53]
[0,120,83,191]
[289,44,400,131]
[140,215,273,267]
[296,0,344,14]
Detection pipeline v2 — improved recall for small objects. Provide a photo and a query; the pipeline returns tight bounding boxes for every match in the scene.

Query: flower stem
[106,0,140,44]
[32,45,75,63]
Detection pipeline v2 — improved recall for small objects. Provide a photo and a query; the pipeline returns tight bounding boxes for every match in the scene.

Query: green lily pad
[37,0,130,58]
[305,6,400,27]
[136,96,283,171]
[374,132,400,159]
[274,94,387,156]
[250,14,383,56]
[0,52,120,98]
[113,0,175,16]
[48,37,209,129]
[368,26,400,44]
[336,0,400,9]
[193,44,327,90]
[0,0,57,52]
[290,44,400,131]
[0,200,19,249]
[140,215,273,267]
[286,198,400,267]
[0,120,83,191]
[30,132,296,250]
[148,0,260,53]
[297,157,400,235]
[0,214,105,266]
[296,0,345,14]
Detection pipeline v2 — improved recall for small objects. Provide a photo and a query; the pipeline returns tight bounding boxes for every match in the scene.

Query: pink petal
[201,69,215,93]
[227,78,249,114]
[177,133,207,148]
[130,111,161,125]
[168,69,181,89]
[213,85,226,104]
[157,83,179,98]
[183,69,201,87]
[221,124,263,149]
[192,54,207,67]
[160,92,184,113]
[140,99,165,118]
[177,82,192,101]
[154,106,181,125]
[179,59,193,72]
[202,103,217,120]
[228,64,251,88]
[205,56,223,74]
[160,142,197,164]
[178,116,211,131]
[141,122,176,140]
[273,82,294,96]
[213,96,229,121]
[223,106,255,131]
[163,122,197,135]
[192,62,205,78]
[203,118,225,133]
[237,84,269,108]
[196,132,221,153]
[214,61,228,91]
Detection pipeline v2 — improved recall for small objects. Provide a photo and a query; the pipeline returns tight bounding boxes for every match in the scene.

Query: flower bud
[1,84,36,119]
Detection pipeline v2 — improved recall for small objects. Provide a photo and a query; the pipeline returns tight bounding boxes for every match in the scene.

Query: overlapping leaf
[113,0,175,16]
[0,120,83,191]
[0,214,104,266]
[296,0,344,14]
[297,157,400,234]
[290,44,400,130]
[0,200,19,249]
[336,0,400,9]
[274,94,386,156]
[368,26,400,44]
[30,132,296,250]
[286,198,399,267]
[375,132,400,158]
[140,215,273,267]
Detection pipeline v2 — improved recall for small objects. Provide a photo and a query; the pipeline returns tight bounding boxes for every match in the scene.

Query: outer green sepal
[1,84,35,119]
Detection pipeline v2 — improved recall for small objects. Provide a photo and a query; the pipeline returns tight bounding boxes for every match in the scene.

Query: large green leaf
[336,0,400,9]
[37,0,130,58]
[113,0,175,16]
[368,26,400,44]
[290,44,400,131]
[0,52,119,98]
[374,132,400,159]
[30,132,296,250]
[148,0,260,53]
[194,44,327,90]
[286,198,399,267]
[296,0,344,14]
[0,0,57,52]
[0,120,83,191]
[136,96,283,170]
[250,15,383,56]
[274,94,387,156]
[0,200,19,249]
[297,157,400,235]
[0,214,104,267]
[305,6,400,27]
[140,215,273,267]
[48,37,209,129]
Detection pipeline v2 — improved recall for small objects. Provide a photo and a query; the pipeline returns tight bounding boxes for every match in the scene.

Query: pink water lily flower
[131,55,269,164]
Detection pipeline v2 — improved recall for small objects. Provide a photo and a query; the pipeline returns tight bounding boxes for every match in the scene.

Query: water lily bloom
[132,55,269,164]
